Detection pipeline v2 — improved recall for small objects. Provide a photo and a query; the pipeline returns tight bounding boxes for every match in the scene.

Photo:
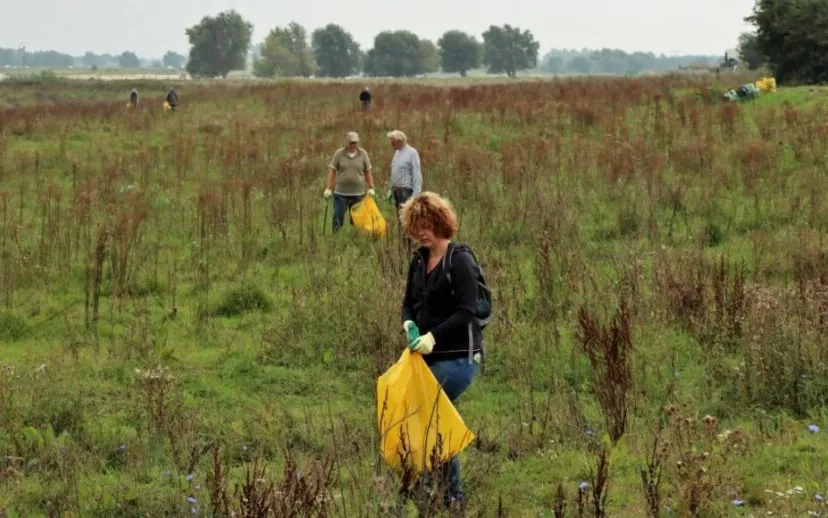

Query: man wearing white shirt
[385,130,422,215]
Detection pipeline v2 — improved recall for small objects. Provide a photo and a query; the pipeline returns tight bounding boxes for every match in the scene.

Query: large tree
[118,51,141,69]
[364,31,423,77]
[253,22,316,78]
[311,24,362,78]
[418,39,441,74]
[482,24,540,77]
[162,51,186,69]
[437,30,481,77]
[185,10,253,78]
[746,0,828,84]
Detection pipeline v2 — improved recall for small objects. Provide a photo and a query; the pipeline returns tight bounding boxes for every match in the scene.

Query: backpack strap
[442,242,458,295]
[442,242,476,364]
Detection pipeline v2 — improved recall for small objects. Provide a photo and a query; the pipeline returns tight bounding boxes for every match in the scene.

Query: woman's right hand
[403,320,420,345]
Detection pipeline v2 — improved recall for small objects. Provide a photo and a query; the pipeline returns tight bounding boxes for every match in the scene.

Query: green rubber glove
[403,320,420,346]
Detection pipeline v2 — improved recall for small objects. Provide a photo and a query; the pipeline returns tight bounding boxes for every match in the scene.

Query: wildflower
[191,508,197,515]
[585,429,596,437]
[186,473,194,481]
[579,481,589,490]
[815,493,825,503]
[187,496,197,504]
[808,424,820,434]
[732,499,744,506]
[119,444,126,451]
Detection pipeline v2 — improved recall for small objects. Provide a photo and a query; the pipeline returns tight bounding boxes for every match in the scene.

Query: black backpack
[443,242,492,329]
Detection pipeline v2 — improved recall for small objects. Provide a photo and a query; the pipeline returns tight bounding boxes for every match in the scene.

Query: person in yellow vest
[323,131,376,232]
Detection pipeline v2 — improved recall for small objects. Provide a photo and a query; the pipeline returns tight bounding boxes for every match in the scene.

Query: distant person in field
[359,87,371,111]
[165,88,178,112]
[386,130,422,215]
[127,89,139,109]
[324,131,376,232]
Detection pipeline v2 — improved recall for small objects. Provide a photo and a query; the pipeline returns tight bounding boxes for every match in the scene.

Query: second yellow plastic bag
[350,196,387,237]
[377,349,475,476]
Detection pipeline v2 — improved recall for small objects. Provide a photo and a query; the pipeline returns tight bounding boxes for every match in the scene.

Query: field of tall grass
[1,75,828,517]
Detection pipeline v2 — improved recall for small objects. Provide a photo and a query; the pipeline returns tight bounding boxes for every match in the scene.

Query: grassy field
[1,76,828,517]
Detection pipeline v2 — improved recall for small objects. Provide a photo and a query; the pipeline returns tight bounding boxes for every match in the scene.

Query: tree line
[0,48,187,69]
[539,49,720,76]
[10,0,825,85]
[183,11,542,79]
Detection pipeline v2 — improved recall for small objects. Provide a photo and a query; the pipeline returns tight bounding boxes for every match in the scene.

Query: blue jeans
[332,193,364,232]
[427,357,479,504]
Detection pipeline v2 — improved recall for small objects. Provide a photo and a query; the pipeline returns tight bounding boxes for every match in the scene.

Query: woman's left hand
[409,333,435,355]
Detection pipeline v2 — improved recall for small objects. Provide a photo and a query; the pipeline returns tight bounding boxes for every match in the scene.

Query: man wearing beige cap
[324,131,376,232]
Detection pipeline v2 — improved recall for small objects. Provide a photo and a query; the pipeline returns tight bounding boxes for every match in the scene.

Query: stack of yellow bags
[755,77,777,93]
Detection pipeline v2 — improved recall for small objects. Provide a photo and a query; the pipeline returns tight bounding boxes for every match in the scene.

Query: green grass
[1,77,828,516]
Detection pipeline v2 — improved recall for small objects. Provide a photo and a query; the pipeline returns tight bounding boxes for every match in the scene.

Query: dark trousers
[392,187,414,251]
[332,193,365,232]
[392,187,414,213]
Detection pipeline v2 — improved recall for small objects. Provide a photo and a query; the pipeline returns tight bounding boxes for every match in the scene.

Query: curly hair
[399,192,459,239]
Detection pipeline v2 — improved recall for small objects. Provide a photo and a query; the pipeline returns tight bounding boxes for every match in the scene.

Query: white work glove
[367,188,376,197]
[409,332,436,355]
[323,188,332,200]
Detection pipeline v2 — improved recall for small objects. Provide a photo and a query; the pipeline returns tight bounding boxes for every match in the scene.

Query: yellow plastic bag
[350,196,387,237]
[377,349,475,476]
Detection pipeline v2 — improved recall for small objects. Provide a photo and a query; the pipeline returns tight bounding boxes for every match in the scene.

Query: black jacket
[401,243,483,364]
[359,90,371,103]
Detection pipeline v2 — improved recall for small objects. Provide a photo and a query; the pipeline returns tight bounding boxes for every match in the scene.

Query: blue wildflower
[808,424,820,434]
[731,499,744,506]
[186,473,194,481]
[187,496,197,504]
[579,481,589,490]
[815,493,825,503]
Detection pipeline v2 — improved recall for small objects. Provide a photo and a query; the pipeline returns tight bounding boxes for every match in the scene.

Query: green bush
[0,312,27,342]
[215,285,274,317]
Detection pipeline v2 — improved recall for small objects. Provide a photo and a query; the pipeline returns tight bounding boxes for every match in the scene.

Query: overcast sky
[1,0,755,58]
